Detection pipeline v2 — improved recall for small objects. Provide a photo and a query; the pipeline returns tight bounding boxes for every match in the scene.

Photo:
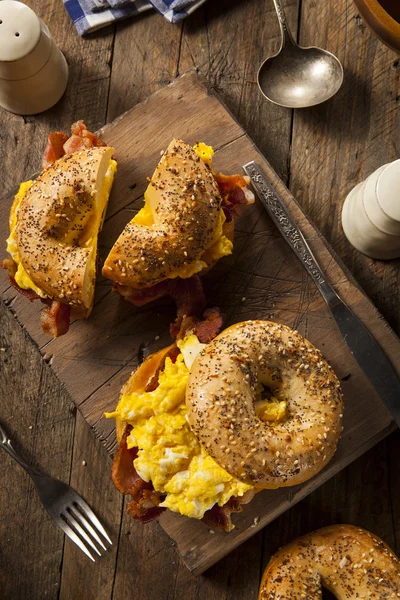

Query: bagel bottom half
[259,524,400,599]
[111,220,234,307]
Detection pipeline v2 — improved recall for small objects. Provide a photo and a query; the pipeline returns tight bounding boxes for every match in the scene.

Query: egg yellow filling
[255,376,288,425]
[106,335,253,520]
[130,143,233,280]
[6,159,117,298]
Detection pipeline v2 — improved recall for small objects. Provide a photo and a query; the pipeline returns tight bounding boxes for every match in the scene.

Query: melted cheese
[106,335,253,520]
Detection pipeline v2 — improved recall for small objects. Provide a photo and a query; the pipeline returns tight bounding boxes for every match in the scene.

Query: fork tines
[58,498,112,561]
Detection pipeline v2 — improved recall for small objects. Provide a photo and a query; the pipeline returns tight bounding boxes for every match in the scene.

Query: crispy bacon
[145,345,180,392]
[214,172,255,222]
[2,265,71,336]
[42,132,69,169]
[41,120,105,169]
[112,427,166,524]
[113,280,170,307]
[63,120,106,155]
[202,497,246,532]
[194,307,223,343]
[1,258,17,279]
[214,172,250,194]
[168,276,206,339]
[40,301,71,338]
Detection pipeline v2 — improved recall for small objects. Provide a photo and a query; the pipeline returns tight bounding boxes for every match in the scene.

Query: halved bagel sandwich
[2,121,117,337]
[106,317,344,531]
[102,140,254,320]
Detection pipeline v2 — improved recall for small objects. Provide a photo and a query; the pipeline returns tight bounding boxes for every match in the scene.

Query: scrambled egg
[106,335,253,520]
[193,142,214,165]
[6,160,117,297]
[255,375,288,424]
[130,143,232,280]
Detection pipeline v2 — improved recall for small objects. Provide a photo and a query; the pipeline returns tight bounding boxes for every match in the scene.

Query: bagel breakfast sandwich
[102,140,254,319]
[2,121,117,337]
[259,524,400,598]
[106,318,344,531]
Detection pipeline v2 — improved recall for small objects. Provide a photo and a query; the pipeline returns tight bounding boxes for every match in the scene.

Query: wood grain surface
[0,0,399,598]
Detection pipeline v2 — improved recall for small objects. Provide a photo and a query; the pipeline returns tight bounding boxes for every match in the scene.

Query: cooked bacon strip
[40,301,71,338]
[41,120,105,169]
[168,276,206,339]
[112,426,166,523]
[194,307,223,343]
[1,258,17,279]
[112,427,142,494]
[214,172,250,194]
[42,132,69,169]
[63,120,106,155]
[145,345,180,392]
[127,489,165,524]
[202,495,250,532]
[214,172,255,222]
[113,279,170,307]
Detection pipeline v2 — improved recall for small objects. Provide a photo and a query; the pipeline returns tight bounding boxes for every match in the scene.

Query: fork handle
[0,421,42,478]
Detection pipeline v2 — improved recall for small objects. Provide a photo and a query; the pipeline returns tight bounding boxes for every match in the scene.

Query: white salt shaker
[342,160,400,260]
[0,1,68,115]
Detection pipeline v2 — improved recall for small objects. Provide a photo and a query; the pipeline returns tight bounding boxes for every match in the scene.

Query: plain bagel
[186,320,344,488]
[259,524,400,598]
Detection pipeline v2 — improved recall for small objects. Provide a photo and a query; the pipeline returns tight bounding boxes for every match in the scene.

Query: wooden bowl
[353,0,400,53]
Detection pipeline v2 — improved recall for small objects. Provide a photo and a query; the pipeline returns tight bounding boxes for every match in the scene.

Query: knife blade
[243,160,400,427]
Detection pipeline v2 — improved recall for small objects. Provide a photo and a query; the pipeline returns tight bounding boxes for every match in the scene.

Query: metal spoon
[258,0,343,108]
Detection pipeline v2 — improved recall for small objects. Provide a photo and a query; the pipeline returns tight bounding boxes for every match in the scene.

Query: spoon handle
[272,0,296,47]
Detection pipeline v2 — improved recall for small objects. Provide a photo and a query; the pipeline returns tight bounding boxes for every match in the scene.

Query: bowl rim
[355,0,400,32]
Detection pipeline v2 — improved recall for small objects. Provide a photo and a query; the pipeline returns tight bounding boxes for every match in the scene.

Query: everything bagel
[186,320,344,488]
[103,139,222,290]
[259,525,400,598]
[102,139,254,308]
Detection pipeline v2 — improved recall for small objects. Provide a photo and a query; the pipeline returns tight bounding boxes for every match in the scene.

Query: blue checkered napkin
[62,0,206,35]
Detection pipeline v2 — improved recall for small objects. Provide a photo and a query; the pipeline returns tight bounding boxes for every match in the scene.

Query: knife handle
[243,161,340,309]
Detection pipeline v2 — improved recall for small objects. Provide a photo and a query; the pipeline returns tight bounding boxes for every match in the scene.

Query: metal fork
[0,421,112,561]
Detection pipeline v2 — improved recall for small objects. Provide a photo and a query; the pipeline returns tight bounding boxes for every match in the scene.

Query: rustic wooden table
[1,1,399,598]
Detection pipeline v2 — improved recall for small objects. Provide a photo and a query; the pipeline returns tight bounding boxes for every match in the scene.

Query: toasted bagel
[16,146,115,312]
[259,525,400,598]
[102,139,222,290]
[186,320,344,488]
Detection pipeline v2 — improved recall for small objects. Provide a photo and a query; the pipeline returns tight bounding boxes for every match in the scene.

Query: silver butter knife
[243,160,400,427]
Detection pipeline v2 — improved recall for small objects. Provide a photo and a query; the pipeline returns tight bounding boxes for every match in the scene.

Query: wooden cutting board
[1,71,399,575]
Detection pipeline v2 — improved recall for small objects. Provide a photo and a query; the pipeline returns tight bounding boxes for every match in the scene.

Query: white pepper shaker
[342,160,400,260]
[0,1,68,115]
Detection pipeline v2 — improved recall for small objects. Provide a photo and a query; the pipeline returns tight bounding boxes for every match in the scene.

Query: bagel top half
[9,147,116,312]
[186,320,344,489]
[102,139,230,290]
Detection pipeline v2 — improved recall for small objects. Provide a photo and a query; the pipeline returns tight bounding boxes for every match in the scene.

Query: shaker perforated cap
[0,1,52,80]
[0,2,41,61]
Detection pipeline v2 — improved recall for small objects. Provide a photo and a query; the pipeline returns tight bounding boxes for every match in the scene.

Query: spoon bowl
[258,0,344,109]
[258,44,344,108]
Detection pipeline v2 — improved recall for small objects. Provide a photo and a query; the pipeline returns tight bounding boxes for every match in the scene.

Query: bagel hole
[322,589,336,599]
[255,381,288,424]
